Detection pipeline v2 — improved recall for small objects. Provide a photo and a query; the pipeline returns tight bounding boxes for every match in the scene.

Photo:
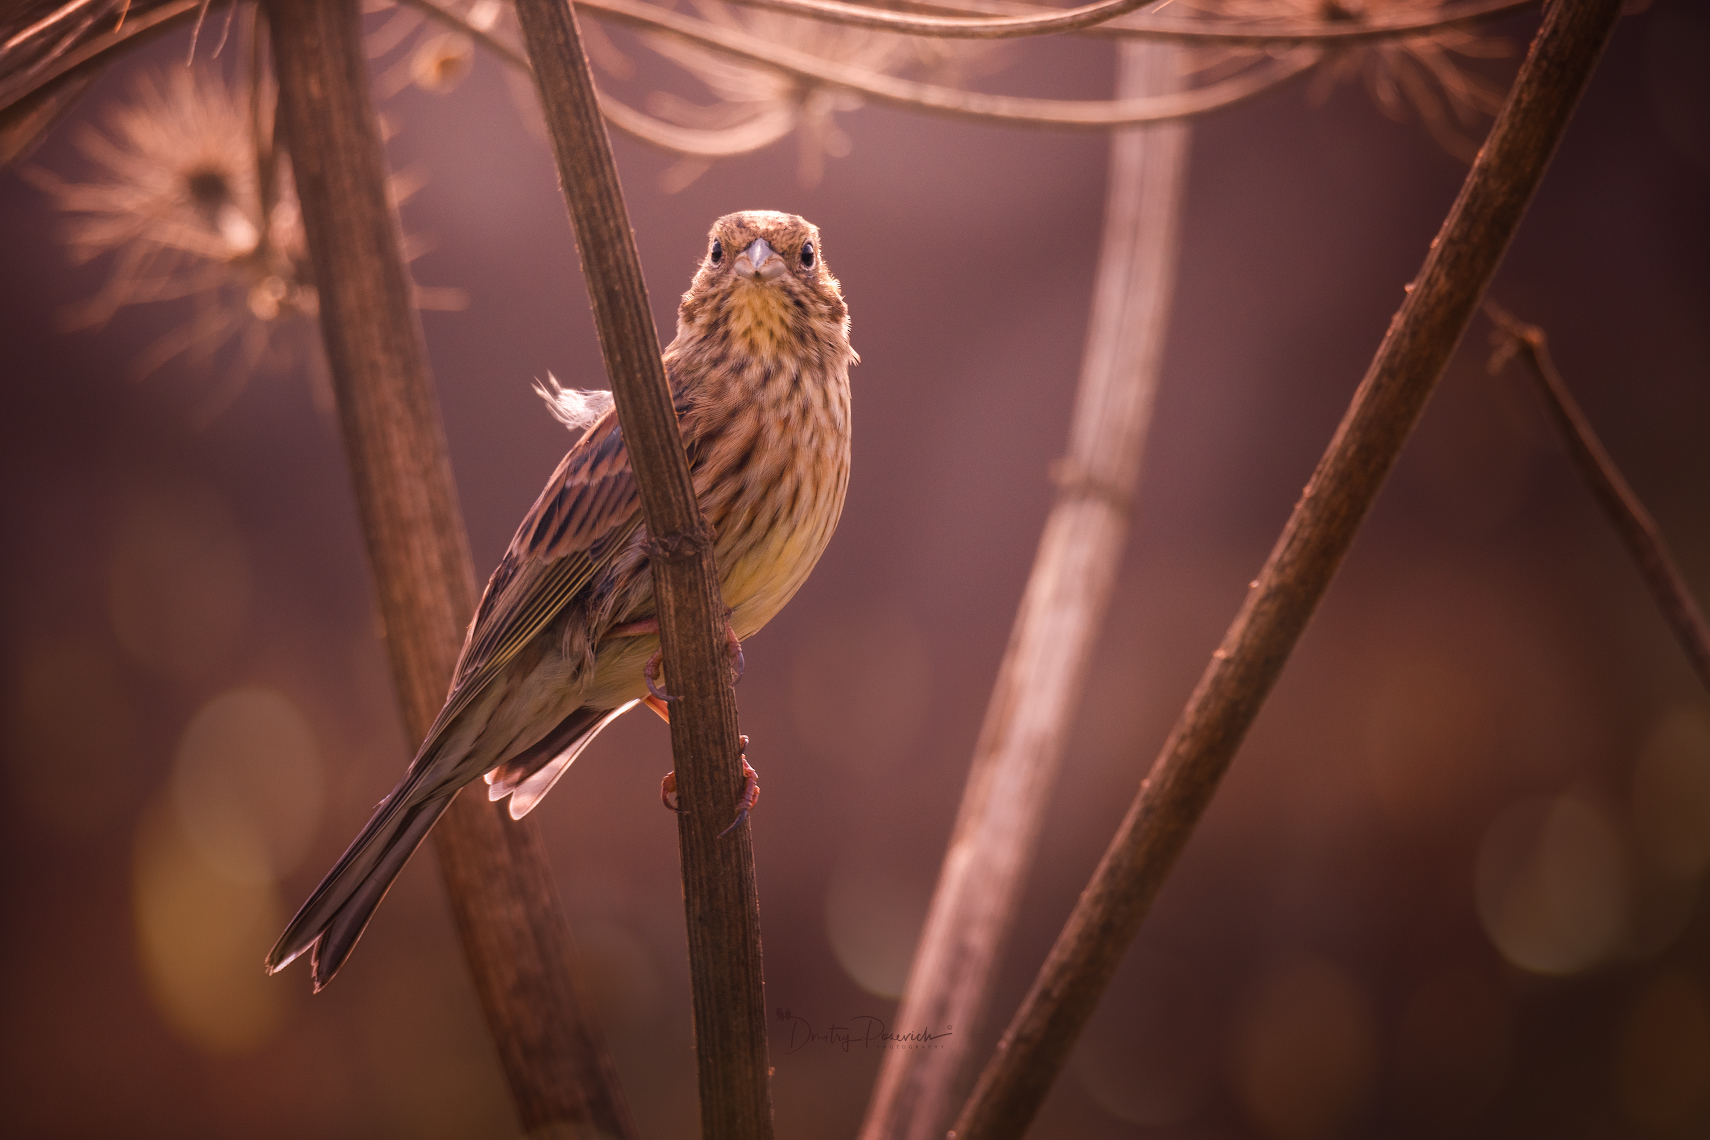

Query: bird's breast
[693,359,851,640]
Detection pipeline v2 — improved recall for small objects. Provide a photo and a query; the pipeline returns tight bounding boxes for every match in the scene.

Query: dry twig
[5,0,1526,131]
[262,0,636,1134]
[397,0,1315,133]
[860,38,1190,1140]
[951,1,1625,1135]
[695,0,1534,41]
[564,0,1320,129]
[0,0,1537,131]
[510,0,775,1135]
[1486,300,1710,694]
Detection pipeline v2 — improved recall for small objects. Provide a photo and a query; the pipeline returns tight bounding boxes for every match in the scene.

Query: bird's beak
[734,238,785,282]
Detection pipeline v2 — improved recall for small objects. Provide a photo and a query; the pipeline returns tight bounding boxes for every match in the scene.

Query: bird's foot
[719,747,760,838]
[660,770,687,814]
[658,735,759,838]
[641,617,744,702]
[644,647,680,704]
[725,619,745,687]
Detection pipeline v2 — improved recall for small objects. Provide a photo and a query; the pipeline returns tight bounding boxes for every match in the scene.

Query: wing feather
[403,407,645,796]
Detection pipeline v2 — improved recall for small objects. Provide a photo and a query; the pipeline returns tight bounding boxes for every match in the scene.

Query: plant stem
[1485,301,1710,693]
[510,0,774,1136]
[859,38,1189,1140]
[700,0,1532,42]
[263,1,636,1136]
[580,0,1320,131]
[950,2,1625,1136]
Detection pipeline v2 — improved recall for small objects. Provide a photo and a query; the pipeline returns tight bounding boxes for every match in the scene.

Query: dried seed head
[411,33,474,93]
[1190,0,1512,161]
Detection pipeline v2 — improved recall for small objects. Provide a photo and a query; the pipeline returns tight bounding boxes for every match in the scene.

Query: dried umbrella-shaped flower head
[26,65,317,408]
[367,0,503,97]
[1191,0,1511,161]
[636,0,1000,189]
[28,62,464,419]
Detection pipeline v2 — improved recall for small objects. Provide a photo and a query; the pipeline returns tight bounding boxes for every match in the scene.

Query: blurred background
[2,1,1708,1136]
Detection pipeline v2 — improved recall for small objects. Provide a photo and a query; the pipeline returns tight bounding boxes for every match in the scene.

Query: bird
[266,210,856,990]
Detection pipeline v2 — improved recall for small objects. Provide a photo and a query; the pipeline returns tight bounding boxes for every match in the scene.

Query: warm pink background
[2,3,1707,1136]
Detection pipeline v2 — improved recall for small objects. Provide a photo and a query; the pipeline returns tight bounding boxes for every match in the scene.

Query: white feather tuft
[534,372,614,435]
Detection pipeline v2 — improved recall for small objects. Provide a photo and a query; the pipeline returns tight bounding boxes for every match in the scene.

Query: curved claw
[723,613,745,687]
[660,771,686,814]
[718,741,759,839]
[645,649,681,704]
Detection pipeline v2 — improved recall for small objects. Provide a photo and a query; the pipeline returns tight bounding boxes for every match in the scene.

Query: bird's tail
[265,784,453,991]
[484,699,638,820]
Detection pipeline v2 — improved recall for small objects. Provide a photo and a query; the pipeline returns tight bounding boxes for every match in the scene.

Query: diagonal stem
[1485,301,1710,693]
[951,0,1626,1135]
[510,0,774,1136]
[858,38,1189,1140]
[262,0,636,1135]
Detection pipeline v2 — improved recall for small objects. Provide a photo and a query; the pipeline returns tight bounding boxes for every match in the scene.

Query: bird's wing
[403,405,647,799]
[267,405,653,976]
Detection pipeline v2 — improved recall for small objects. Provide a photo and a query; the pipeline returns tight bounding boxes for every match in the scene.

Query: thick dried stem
[859,39,1188,1140]
[263,0,636,1136]
[951,1,1625,1136]
[510,0,774,1136]
[1485,302,1710,694]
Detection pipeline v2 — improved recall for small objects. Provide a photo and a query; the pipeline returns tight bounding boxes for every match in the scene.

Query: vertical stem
[510,0,773,1136]
[859,39,1189,1140]
[263,1,637,1136]
[951,2,1624,1136]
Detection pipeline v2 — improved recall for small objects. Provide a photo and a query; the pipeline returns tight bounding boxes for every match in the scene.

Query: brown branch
[509,0,774,1137]
[859,39,1190,1140]
[1485,301,1710,693]
[700,0,1535,42]
[950,1,1625,1136]
[261,1,636,1137]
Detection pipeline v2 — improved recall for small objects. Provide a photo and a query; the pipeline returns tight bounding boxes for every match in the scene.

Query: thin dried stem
[262,0,637,1135]
[0,0,208,112]
[402,0,797,158]
[699,0,1534,42]
[399,0,1311,134]
[510,0,775,1136]
[579,0,1321,129]
[951,1,1625,1135]
[860,39,1190,1140]
[0,0,1325,145]
[1485,301,1710,694]
[0,0,1534,124]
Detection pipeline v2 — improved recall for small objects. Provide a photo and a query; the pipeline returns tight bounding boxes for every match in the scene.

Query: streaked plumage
[267,211,855,989]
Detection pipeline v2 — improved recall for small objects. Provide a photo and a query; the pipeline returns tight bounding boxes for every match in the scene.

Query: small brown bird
[267,211,855,989]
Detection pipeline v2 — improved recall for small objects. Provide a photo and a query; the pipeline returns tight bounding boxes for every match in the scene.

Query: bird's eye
[710,240,723,264]
[801,242,815,268]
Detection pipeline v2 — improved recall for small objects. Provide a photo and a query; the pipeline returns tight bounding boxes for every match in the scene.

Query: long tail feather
[265,784,452,989]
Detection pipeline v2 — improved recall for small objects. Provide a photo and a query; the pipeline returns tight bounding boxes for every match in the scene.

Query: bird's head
[679,210,848,360]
